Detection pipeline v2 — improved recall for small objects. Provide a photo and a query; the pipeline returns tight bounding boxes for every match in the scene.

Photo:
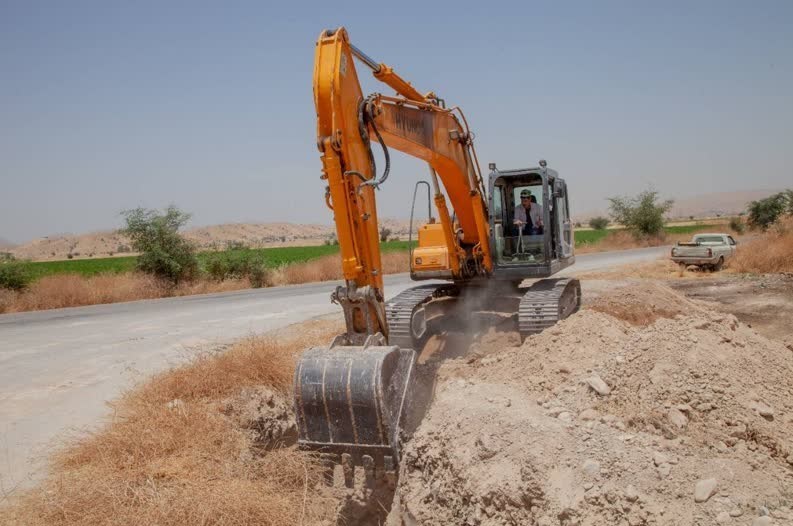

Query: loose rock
[586,375,611,396]
[667,408,689,429]
[625,484,639,502]
[694,478,718,503]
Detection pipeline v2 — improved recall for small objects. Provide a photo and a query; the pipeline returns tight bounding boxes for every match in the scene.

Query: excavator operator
[514,189,544,235]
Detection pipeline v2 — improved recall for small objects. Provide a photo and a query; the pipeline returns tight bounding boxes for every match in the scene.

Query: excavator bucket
[294,344,416,467]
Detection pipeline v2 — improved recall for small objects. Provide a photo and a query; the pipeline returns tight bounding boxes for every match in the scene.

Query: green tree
[747,192,790,230]
[608,189,674,237]
[120,206,198,284]
[379,227,392,242]
[728,216,745,234]
[588,216,609,230]
[0,255,33,291]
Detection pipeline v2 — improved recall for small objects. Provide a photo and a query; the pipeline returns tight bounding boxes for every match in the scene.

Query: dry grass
[269,250,410,286]
[729,216,793,274]
[0,320,344,526]
[0,252,412,314]
[0,273,254,314]
[576,230,719,254]
[0,273,164,313]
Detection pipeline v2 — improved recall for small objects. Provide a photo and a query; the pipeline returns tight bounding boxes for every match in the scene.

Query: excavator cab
[487,162,575,282]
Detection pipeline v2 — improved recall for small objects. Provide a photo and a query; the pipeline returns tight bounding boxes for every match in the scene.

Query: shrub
[204,249,271,288]
[588,216,609,230]
[379,227,392,242]
[0,258,33,291]
[120,206,198,284]
[608,189,674,237]
[747,191,792,230]
[225,240,248,250]
[729,216,745,234]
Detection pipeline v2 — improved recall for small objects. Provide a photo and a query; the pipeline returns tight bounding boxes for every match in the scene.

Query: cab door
[554,179,573,258]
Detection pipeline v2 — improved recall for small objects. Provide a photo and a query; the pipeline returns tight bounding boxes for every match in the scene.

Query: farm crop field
[25,241,413,278]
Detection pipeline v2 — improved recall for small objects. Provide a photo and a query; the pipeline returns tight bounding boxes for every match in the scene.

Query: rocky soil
[391,283,793,525]
[219,282,793,525]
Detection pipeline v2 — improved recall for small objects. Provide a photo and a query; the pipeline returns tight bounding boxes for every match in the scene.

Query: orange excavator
[294,28,580,475]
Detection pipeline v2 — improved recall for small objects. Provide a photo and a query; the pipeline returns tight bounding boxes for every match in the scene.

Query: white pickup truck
[670,233,738,271]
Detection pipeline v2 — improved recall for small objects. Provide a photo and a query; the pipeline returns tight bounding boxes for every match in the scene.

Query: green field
[573,229,610,246]
[25,240,413,279]
[22,226,717,280]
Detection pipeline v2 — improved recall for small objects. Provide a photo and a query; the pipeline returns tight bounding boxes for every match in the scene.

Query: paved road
[0,245,667,494]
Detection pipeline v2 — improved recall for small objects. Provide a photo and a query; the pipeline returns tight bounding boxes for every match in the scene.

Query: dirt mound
[394,284,793,525]
[588,282,705,326]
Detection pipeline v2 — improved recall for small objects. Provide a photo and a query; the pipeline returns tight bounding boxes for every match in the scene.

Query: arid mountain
[573,189,780,222]
[10,218,413,261]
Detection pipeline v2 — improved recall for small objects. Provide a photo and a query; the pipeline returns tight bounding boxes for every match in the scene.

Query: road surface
[0,245,667,495]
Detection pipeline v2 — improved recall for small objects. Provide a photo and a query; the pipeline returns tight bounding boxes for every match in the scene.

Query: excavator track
[518,278,581,338]
[386,284,459,350]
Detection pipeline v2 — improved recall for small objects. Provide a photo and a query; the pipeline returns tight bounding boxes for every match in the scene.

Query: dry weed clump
[576,230,709,254]
[1,251,411,314]
[0,273,166,313]
[0,321,343,526]
[730,216,793,274]
[0,273,256,314]
[270,250,409,286]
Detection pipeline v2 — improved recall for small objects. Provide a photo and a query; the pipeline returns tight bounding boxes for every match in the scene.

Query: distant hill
[0,237,16,250]
[9,218,412,262]
[573,189,780,223]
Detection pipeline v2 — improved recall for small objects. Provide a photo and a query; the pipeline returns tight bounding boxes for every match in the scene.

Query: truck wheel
[714,257,724,271]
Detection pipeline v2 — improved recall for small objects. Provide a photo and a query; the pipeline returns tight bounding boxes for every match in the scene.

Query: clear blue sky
[1,1,791,242]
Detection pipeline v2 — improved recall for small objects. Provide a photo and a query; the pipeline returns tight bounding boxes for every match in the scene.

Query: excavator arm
[313,27,491,343]
[295,27,491,467]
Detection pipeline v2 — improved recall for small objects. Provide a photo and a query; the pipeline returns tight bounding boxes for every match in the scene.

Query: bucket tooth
[384,455,397,488]
[341,453,355,488]
[362,454,375,488]
[320,453,338,485]
[375,455,387,485]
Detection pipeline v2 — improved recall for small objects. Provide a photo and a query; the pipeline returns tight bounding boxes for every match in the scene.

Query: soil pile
[394,284,793,525]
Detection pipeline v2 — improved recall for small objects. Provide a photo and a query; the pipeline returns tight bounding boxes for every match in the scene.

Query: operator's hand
[514,220,524,226]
